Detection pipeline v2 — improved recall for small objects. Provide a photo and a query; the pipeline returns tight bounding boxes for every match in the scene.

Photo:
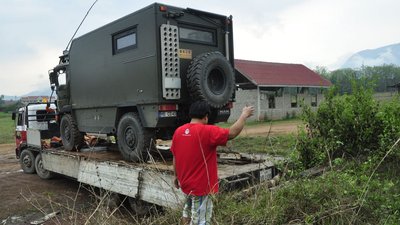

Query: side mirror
[12,112,16,120]
[49,71,59,87]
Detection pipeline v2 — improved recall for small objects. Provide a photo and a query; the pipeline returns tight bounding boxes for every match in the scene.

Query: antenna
[65,0,99,51]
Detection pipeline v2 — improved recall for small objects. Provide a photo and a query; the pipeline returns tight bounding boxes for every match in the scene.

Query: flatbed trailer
[24,129,277,210]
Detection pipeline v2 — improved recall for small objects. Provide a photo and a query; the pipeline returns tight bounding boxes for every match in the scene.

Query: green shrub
[297,81,400,169]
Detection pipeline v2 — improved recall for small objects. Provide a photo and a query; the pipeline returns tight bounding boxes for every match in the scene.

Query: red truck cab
[12,103,58,159]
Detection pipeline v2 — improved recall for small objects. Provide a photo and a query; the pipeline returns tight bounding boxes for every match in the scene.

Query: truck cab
[12,103,58,173]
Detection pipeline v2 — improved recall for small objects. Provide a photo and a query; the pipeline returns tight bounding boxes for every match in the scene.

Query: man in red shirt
[171,101,254,225]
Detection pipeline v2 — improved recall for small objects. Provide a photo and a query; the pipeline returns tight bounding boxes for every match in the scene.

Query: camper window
[113,27,137,54]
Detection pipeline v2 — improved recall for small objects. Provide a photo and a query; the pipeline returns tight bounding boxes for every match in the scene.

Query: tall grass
[226,135,296,157]
[0,112,14,144]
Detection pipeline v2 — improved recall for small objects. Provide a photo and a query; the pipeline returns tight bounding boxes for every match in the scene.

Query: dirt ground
[0,121,299,224]
[239,121,300,137]
[0,144,94,225]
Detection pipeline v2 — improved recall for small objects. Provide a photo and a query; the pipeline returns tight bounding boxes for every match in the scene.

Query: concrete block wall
[228,88,325,122]
[229,89,258,122]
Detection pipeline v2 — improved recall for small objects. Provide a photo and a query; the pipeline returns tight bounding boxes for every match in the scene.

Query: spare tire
[187,52,235,108]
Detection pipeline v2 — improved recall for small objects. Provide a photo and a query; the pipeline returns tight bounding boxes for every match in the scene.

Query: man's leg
[181,195,192,225]
[190,195,213,225]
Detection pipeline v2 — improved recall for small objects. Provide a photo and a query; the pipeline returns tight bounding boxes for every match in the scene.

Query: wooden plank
[42,152,80,178]
[77,161,140,198]
[140,170,185,208]
[218,161,274,179]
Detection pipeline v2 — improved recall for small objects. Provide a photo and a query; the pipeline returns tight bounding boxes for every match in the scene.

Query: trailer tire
[187,51,235,108]
[117,113,153,162]
[35,154,55,179]
[60,114,84,151]
[20,150,36,174]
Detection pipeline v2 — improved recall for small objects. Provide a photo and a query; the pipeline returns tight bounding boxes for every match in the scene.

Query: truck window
[113,27,137,54]
[17,112,24,126]
[179,26,216,45]
[36,110,55,122]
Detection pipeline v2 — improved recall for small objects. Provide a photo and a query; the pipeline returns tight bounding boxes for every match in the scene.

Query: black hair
[189,101,211,119]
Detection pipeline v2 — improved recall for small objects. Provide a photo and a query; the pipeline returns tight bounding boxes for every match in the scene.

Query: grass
[0,112,14,144]
[226,135,297,157]
[138,159,400,225]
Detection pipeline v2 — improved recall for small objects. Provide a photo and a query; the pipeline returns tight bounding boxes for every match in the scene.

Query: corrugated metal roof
[235,59,332,87]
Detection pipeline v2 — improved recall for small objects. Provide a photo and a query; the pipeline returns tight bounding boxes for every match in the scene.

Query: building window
[179,26,216,45]
[299,87,308,94]
[268,95,276,109]
[311,94,317,107]
[291,95,298,108]
[113,27,137,54]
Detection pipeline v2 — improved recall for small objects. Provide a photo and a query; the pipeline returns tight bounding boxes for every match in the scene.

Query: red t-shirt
[170,123,229,196]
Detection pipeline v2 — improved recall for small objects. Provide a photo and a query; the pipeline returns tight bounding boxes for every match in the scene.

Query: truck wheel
[117,113,153,162]
[35,154,55,179]
[187,51,235,108]
[20,150,36,174]
[60,114,84,151]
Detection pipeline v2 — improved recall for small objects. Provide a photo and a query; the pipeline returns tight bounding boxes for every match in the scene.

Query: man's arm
[228,106,254,140]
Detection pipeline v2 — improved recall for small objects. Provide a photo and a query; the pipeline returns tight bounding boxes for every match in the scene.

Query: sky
[1,0,399,96]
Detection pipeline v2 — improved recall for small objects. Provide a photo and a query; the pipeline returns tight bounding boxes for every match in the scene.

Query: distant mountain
[342,43,400,69]
[1,87,53,101]
[22,87,53,97]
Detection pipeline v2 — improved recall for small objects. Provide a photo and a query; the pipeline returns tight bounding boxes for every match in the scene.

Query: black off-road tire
[187,51,235,108]
[117,113,154,162]
[35,154,55,179]
[60,114,84,151]
[20,149,36,174]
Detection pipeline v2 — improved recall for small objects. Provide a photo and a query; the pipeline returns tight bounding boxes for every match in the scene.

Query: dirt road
[239,120,300,137]
[0,144,91,224]
[0,121,300,224]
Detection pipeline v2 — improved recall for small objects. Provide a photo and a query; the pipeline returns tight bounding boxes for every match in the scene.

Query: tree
[314,66,331,80]
[0,95,4,106]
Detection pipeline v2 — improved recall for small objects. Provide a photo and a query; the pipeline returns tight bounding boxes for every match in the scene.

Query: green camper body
[50,3,235,161]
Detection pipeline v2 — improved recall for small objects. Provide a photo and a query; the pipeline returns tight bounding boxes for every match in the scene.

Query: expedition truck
[12,103,277,214]
[49,3,236,162]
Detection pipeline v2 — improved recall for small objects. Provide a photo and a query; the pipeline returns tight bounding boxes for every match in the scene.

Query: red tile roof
[235,59,331,87]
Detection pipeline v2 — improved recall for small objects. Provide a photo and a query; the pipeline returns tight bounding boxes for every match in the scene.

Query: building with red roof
[230,59,332,121]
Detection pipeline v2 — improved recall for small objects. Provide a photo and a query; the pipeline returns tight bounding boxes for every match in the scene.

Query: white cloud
[1,0,400,95]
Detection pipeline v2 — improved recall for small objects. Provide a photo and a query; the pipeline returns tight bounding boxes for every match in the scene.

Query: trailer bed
[40,146,277,208]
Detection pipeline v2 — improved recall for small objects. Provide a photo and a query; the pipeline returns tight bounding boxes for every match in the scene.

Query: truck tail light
[159,104,177,111]
[159,6,168,12]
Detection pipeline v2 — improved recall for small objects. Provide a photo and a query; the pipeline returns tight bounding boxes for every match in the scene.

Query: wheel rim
[22,155,32,168]
[207,67,226,95]
[125,127,137,149]
[37,158,44,173]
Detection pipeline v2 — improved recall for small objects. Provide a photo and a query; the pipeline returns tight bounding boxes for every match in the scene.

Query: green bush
[297,81,400,169]
[211,161,400,224]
